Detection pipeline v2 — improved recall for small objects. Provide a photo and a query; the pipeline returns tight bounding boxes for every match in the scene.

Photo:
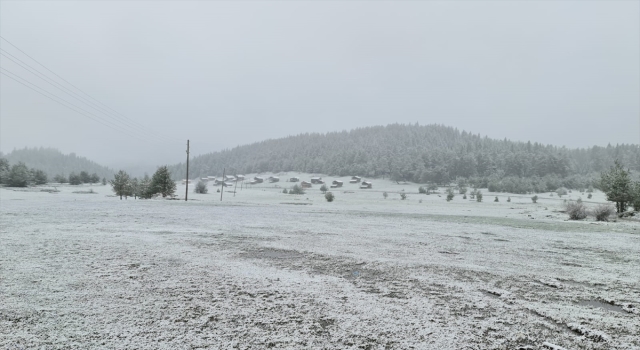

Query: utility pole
[185,140,189,201]
[234,176,238,197]
[220,167,225,201]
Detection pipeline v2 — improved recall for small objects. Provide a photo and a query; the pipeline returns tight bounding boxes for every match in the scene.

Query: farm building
[289,177,300,182]
[236,175,245,181]
[350,176,362,183]
[268,176,280,183]
[331,180,343,188]
[253,177,264,183]
[301,181,312,188]
[311,177,324,184]
[224,175,236,182]
[360,181,372,189]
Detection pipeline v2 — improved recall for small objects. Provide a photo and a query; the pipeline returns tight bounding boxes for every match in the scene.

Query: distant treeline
[168,124,638,194]
[1,147,114,179]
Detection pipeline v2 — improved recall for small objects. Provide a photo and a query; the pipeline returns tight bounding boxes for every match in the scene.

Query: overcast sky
[1,1,638,171]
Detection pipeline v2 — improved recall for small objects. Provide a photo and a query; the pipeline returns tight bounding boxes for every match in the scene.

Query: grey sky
[1,1,638,171]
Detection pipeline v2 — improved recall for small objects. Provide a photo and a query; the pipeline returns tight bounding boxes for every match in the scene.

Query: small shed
[182,179,192,184]
[301,181,312,188]
[236,175,245,181]
[331,180,343,188]
[268,176,280,183]
[350,176,362,184]
[360,181,372,189]
[311,177,324,184]
[224,175,236,182]
[289,177,300,182]
[253,177,264,183]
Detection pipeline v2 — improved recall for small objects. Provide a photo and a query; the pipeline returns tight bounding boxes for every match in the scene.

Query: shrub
[587,186,594,193]
[194,180,208,194]
[556,187,568,197]
[507,197,511,202]
[419,199,422,203]
[488,182,500,192]
[587,193,592,199]
[325,192,334,202]
[102,177,107,186]
[31,169,48,185]
[592,204,614,222]
[418,186,426,194]
[400,193,407,200]
[69,172,82,185]
[459,187,468,195]
[320,184,328,193]
[532,195,538,203]
[446,187,454,201]
[290,184,305,195]
[383,191,388,199]
[476,191,483,202]
[565,201,587,220]
[463,194,467,199]
[494,196,499,202]
[53,174,67,183]
[282,188,288,194]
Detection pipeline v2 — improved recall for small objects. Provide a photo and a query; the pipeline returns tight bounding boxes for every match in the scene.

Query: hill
[1,147,114,179]
[168,124,639,192]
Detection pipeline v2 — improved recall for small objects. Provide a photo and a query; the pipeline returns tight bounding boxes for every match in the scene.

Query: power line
[1,68,160,144]
[0,49,174,144]
[0,36,184,144]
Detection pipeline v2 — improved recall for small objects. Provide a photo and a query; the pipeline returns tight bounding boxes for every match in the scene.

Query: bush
[459,186,467,195]
[31,169,48,185]
[325,192,334,202]
[565,201,587,220]
[532,195,538,203]
[494,196,499,202]
[53,174,67,183]
[587,193,592,199]
[383,191,388,199]
[446,187,454,201]
[476,191,483,202]
[194,180,208,194]
[282,188,288,194]
[290,184,305,195]
[418,186,426,194]
[463,194,467,199]
[319,184,328,193]
[69,172,82,185]
[592,204,614,222]
[400,193,407,200]
[507,197,511,202]
[556,187,568,197]
[488,182,500,192]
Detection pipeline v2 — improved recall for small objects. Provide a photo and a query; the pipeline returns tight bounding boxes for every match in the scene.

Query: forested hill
[1,147,114,179]
[168,124,638,186]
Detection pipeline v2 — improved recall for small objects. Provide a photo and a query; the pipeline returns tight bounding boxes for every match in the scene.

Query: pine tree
[149,166,176,198]
[7,163,31,187]
[69,172,82,185]
[600,160,632,213]
[0,158,9,184]
[137,174,152,199]
[110,170,131,200]
[31,169,48,185]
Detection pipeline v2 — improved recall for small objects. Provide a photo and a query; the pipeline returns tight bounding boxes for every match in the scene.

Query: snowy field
[1,173,639,349]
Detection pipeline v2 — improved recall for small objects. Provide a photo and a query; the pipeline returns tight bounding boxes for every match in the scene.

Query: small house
[253,177,264,183]
[331,180,343,188]
[360,181,372,189]
[224,175,236,182]
[301,181,312,188]
[268,176,280,183]
[289,177,300,182]
[236,175,245,181]
[350,176,362,183]
[311,177,324,184]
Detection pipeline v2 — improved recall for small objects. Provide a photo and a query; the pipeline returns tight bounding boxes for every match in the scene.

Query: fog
[1,1,638,171]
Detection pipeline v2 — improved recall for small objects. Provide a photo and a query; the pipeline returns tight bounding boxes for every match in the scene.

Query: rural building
[331,180,343,188]
[268,176,280,183]
[350,176,362,183]
[360,181,372,189]
[181,179,192,184]
[289,177,300,182]
[301,181,312,188]
[311,177,324,184]
[236,175,245,181]
[224,175,236,182]
[253,177,264,183]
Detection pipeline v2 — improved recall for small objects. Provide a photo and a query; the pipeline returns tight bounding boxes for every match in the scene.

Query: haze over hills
[168,124,638,187]
[1,147,114,179]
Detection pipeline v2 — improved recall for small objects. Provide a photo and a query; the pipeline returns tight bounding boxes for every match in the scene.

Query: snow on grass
[1,175,639,349]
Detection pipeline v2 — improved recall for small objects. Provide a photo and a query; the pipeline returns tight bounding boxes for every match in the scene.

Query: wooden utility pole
[185,140,189,201]
[234,176,238,197]
[220,167,225,201]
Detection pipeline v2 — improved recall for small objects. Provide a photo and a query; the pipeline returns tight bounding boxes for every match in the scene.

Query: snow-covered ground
[1,173,638,349]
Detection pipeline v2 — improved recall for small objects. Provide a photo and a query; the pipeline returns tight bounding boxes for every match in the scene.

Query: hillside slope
[2,147,114,179]
[169,124,638,186]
